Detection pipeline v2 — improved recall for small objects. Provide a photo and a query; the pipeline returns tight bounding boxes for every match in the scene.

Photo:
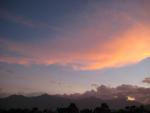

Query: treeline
[0,103,150,113]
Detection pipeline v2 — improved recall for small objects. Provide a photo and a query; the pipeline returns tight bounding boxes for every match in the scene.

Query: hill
[0,94,141,110]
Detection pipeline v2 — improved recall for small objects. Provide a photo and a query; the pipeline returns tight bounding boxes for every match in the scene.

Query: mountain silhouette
[0,94,142,110]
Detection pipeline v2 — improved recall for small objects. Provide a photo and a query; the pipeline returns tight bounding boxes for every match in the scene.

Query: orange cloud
[0,23,150,70]
[0,56,30,65]
[1,1,150,72]
[79,24,150,70]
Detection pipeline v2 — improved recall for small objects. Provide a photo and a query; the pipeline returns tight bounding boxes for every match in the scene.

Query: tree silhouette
[93,103,110,113]
[0,102,150,113]
[68,103,79,113]
[80,109,92,113]
[57,103,79,113]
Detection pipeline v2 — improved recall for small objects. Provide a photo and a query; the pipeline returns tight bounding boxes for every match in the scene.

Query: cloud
[0,10,72,35]
[5,84,148,104]
[0,88,10,97]
[91,84,99,89]
[0,1,150,70]
[142,77,150,84]
[1,23,150,70]
[0,10,34,27]
[83,84,150,104]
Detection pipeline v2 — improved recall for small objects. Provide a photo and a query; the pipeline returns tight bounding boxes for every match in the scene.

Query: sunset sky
[0,0,150,96]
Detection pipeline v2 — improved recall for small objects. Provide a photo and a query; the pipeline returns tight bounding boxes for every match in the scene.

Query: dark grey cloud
[83,84,150,104]
[0,84,150,104]
[91,83,99,89]
[142,77,150,84]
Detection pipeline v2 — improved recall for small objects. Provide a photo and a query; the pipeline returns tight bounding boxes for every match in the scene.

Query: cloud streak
[0,10,73,35]
[0,10,35,27]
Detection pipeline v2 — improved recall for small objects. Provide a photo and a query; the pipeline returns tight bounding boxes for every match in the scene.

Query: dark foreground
[0,103,150,113]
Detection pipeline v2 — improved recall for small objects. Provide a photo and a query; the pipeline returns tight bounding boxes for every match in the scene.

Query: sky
[0,0,150,97]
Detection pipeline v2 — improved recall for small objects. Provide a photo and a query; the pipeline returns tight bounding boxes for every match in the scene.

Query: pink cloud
[0,4,150,70]
[1,23,150,70]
